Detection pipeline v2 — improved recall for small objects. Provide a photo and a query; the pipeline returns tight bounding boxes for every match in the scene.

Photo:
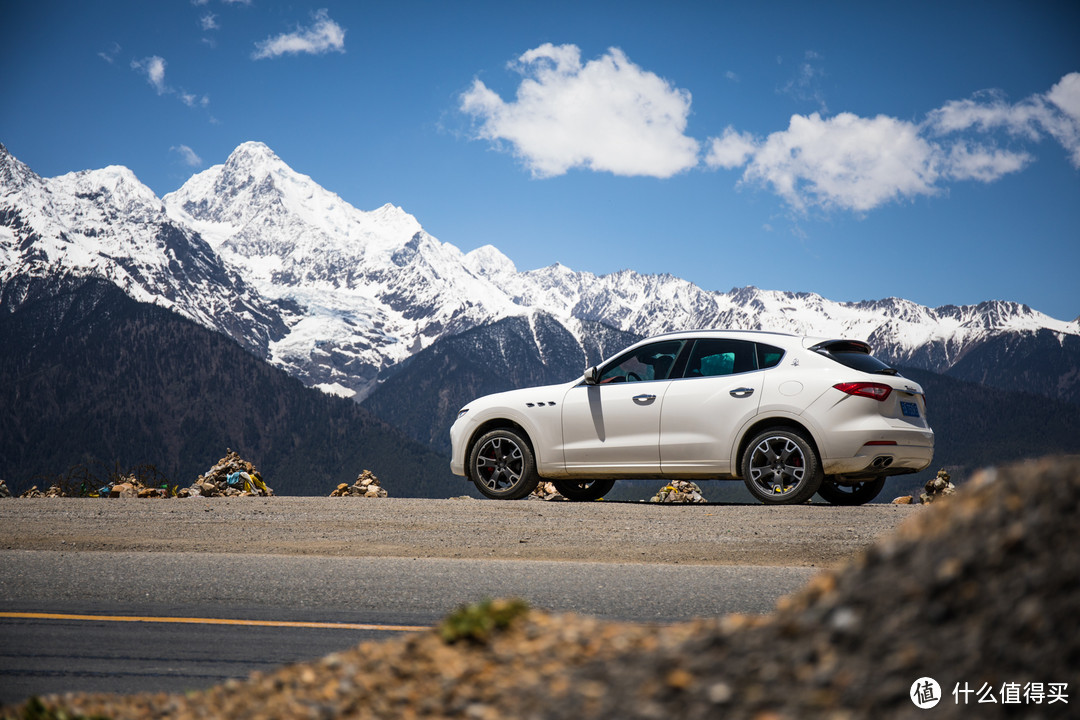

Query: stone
[892,496,914,504]
[650,481,707,504]
[919,469,956,504]
[110,483,137,498]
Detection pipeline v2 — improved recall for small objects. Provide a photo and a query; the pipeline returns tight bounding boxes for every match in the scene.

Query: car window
[684,339,757,377]
[599,340,684,383]
[756,343,785,369]
[814,341,898,375]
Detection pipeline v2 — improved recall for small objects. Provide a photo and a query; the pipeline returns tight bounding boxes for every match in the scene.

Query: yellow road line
[0,612,428,632]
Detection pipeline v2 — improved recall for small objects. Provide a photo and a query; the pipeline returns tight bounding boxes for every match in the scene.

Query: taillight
[833,382,892,401]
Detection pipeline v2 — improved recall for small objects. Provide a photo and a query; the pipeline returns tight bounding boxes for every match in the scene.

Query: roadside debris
[330,470,388,498]
[650,480,707,503]
[185,450,273,498]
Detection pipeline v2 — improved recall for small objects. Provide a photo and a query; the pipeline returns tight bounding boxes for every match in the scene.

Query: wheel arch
[734,416,822,479]
[467,418,537,462]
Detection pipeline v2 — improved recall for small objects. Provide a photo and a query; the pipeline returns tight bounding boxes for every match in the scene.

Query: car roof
[643,329,801,342]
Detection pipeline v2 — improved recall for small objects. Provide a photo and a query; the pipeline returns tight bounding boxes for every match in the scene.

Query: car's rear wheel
[816,477,886,505]
[741,429,823,505]
[552,478,616,501]
[468,429,540,500]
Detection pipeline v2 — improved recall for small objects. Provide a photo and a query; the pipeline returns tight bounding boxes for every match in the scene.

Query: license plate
[900,401,920,418]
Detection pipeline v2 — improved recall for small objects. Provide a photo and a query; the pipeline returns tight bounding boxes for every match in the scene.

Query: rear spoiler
[807,339,873,354]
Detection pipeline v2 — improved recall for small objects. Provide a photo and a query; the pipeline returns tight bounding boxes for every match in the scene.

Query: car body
[449,330,934,504]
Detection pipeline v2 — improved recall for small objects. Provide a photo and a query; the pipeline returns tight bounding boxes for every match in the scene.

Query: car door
[560,340,685,476]
[659,338,764,476]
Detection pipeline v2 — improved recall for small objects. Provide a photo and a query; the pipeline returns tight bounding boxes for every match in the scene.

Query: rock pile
[531,482,566,501]
[100,475,170,498]
[0,479,10,498]
[650,480,707,503]
[18,485,59,498]
[185,450,273,498]
[330,470,388,498]
[920,468,956,504]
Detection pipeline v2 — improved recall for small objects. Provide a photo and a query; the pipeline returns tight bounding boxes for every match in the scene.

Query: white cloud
[734,112,942,212]
[131,56,167,94]
[460,43,699,178]
[252,8,346,60]
[780,50,828,113]
[178,91,210,108]
[200,13,218,31]
[98,42,121,64]
[1043,72,1080,167]
[171,145,203,167]
[709,73,1079,212]
[705,127,758,169]
[942,142,1032,182]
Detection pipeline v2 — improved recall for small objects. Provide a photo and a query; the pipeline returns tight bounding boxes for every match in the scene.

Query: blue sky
[3,1,1079,321]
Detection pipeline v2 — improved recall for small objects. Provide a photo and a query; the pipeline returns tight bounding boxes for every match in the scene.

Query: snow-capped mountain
[0,143,285,355]
[163,141,524,395]
[4,140,1078,405]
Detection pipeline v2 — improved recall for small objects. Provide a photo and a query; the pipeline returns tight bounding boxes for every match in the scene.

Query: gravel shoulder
[0,497,918,568]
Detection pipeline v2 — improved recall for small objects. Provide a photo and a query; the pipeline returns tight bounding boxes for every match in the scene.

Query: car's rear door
[659,339,764,476]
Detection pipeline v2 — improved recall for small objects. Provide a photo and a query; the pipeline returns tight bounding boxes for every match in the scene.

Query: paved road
[0,550,815,705]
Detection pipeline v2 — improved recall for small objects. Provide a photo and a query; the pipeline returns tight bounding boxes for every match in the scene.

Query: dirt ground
[0,495,919,568]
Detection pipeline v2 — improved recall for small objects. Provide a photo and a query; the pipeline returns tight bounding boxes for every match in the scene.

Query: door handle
[730,387,755,398]
[632,394,657,404]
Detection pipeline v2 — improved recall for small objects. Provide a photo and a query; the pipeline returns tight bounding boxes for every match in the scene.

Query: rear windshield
[816,343,899,375]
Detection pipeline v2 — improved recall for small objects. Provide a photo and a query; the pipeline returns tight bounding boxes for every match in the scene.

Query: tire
[552,478,616,501]
[467,429,541,500]
[816,477,886,506]
[741,429,823,505]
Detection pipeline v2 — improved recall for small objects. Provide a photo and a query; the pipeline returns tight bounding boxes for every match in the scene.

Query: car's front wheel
[816,477,886,505]
[468,429,541,500]
[741,429,823,505]
[552,478,616,501]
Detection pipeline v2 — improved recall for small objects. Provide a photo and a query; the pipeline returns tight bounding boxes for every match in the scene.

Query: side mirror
[583,366,600,385]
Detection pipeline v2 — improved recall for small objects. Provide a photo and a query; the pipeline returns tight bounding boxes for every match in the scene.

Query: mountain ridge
[3,140,1077,406]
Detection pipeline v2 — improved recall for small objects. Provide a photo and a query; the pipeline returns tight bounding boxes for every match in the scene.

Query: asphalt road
[0,497,916,706]
[0,550,815,705]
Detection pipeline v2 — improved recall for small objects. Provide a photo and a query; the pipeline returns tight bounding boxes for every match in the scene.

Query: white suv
[449,330,934,505]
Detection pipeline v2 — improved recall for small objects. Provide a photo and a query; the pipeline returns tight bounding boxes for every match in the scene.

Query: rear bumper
[823,441,934,477]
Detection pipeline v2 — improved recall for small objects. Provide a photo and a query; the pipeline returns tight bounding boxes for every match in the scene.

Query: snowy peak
[0,145,285,355]
[1,143,41,194]
[4,140,1078,406]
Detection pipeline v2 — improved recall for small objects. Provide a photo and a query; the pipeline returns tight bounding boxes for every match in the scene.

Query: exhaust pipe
[871,456,894,469]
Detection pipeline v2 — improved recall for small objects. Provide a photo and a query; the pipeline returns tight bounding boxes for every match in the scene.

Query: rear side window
[756,343,785,369]
[684,339,757,377]
[816,343,898,375]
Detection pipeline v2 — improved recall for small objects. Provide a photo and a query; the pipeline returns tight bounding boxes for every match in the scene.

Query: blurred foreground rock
[185,450,273,498]
[9,456,1079,719]
[330,470,388,498]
